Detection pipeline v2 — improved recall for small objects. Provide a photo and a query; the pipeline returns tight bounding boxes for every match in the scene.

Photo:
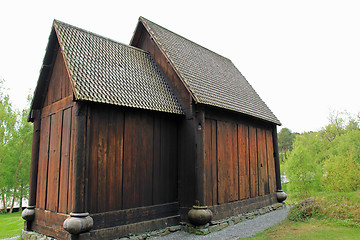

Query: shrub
[288,198,321,221]
[288,193,360,227]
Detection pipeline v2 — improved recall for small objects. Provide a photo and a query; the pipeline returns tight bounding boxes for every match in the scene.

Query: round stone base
[63,212,93,235]
[22,206,35,221]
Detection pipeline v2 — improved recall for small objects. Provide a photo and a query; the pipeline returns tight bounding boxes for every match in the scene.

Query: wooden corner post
[272,125,287,202]
[63,102,93,235]
[187,107,213,226]
[22,110,41,230]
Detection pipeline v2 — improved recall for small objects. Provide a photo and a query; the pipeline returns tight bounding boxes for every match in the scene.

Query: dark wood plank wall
[133,22,197,209]
[204,117,277,206]
[43,48,72,108]
[87,104,179,214]
[35,47,75,216]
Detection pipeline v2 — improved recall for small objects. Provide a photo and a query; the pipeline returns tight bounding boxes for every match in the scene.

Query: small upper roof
[30,20,183,116]
[136,17,280,125]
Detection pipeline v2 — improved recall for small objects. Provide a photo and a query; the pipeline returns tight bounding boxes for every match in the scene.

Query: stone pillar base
[22,206,35,221]
[63,212,93,235]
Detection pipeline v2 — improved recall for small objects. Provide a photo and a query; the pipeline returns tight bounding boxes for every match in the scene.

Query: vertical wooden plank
[115,110,124,210]
[232,122,239,202]
[153,115,178,205]
[58,108,72,213]
[123,110,154,209]
[87,106,99,213]
[204,119,218,206]
[161,117,178,203]
[217,120,238,204]
[37,116,51,209]
[249,126,258,198]
[107,109,115,211]
[204,119,212,206]
[67,106,75,213]
[107,109,125,211]
[97,108,109,213]
[46,112,63,211]
[266,129,277,193]
[257,128,269,196]
[238,124,250,200]
[211,120,218,205]
[152,116,162,204]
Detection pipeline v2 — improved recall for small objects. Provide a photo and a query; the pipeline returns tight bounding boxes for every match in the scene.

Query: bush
[288,198,321,221]
[288,193,360,227]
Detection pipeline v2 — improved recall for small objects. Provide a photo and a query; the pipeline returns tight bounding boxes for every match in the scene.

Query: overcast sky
[1,0,359,133]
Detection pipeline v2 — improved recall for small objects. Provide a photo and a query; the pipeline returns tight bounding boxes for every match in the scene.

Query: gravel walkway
[150,206,290,240]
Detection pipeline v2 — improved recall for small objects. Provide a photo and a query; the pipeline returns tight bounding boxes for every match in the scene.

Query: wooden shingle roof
[31,20,183,116]
[137,17,280,125]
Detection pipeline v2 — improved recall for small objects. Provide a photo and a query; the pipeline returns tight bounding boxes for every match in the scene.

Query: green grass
[0,211,23,239]
[248,191,360,239]
[249,219,360,240]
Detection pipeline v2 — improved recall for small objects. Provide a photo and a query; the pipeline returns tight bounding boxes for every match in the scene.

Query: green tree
[0,79,32,213]
[278,127,296,161]
[0,79,17,211]
[285,133,323,197]
[285,110,360,198]
[322,130,360,192]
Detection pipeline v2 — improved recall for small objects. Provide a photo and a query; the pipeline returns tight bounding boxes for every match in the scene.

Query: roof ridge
[53,19,149,54]
[139,16,233,64]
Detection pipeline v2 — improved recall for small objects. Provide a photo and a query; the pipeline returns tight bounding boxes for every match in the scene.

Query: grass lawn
[0,211,23,239]
[249,219,360,240]
[250,191,360,239]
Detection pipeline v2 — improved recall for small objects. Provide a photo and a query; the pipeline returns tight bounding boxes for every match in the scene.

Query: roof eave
[28,26,58,122]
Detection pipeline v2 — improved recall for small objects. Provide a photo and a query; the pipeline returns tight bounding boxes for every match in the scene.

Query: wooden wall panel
[238,124,250,200]
[107,110,124,211]
[217,121,238,204]
[87,105,179,213]
[46,113,62,211]
[152,117,178,204]
[88,108,99,213]
[37,116,51,210]
[37,103,74,214]
[266,130,277,194]
[123,111,154,209]
[204,119,217,206]
[43,48,72,107]
[257,128,269,196]
[67,107,75,213]
[203,117,277,205]
[97,108,109,213]
[152,117,162,204]
[58,107,72,213]
[249,126,258,198]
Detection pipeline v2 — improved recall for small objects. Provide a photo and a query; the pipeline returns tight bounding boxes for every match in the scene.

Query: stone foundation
[21,203,285,239]
[182,202,285,235]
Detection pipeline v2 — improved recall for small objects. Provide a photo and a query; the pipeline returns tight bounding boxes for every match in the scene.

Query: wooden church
[22,17,285,239]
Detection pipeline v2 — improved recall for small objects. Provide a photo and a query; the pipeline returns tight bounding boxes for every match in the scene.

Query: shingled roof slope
[138,17,280,125]
[31,20,183,115]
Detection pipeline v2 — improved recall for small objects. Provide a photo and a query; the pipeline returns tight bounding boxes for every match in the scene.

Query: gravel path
[150,206,290,240]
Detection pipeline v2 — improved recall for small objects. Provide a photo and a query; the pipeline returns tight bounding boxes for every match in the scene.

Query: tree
[322,130,360,192]
[285,133,323,197]
[285,110,360,198]
[0,79,17,211]
[278,127,297,162]
[0,79,32,213]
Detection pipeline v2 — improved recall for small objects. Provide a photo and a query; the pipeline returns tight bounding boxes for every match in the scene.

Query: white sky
[1,0,359,133]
